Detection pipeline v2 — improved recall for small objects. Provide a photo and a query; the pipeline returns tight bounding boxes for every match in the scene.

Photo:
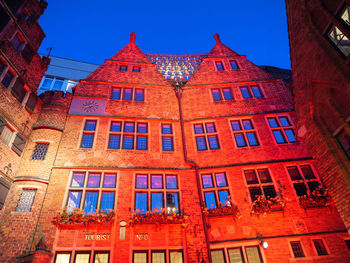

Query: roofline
[39,54,100,66]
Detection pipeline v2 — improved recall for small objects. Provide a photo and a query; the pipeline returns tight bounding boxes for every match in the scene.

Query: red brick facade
[1,28,350,263]
[285,0,350,234]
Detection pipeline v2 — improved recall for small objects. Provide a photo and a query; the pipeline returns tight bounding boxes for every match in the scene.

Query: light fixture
[257,232,268,249]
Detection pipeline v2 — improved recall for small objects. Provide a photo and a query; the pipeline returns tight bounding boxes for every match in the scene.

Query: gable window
[290,241,305,258]
[80,120,97,148]
[66,171,116,214]
[287,165,320,197]
[31,142,49,160]
[194,122,220,150]
[16,189,36,212]
[313,239,328,256]
[230,60,239,69]
[215,61,224,71]
[120,65,128,71]
[111,87,144,101]
[133,66,141,72]
[211,88,233,101]
[240,85,263,99]
[267,116,296,143]
[231,119,259,147]
[135,174,179,214]
[201,172,230,209]
[244,168,276,202]
[162,123,174,151]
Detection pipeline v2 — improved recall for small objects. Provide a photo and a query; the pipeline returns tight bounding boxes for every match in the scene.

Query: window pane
[123,135,134,149]
[108,134,120,149]
[123,88,133,100]
[194,124,204,134]
[16,189,36,212]
[71,172,85,187]
[230,60,238,69]
[2,70,14,88]
[214,173,227,187]
[84,192,98,214]
[205,123,216,133]
[340,5,350,25]
[31,143,49,160]
[249,187,262,202]
[222,88,233,100]
[110,121,122,132]
[240,87,251,98]
[267,117,279,128]
[196,137,207,150]
[245,247,262,263]
[290,241,305,258]
[135,193,147,214]
[307,181,319,192]
[313,239,328,256]
[263,185,277,198]
[136,174,148,189]
[167,193,179,212]
[162,137,174,151]
[101,192,115,212]
[42,78,53,89]
[244,170,259,184]
[135,89,144,101]
[228,248,244,263]
[75,253,90,263]
[170,251,183,263]
[124,122,135,132]
[166,175,178,189]
[111,87,121,99]
[257,169,272,183]
[279,116,290,127]
[215,61,224,71]
[234,133,247,147]
[67,191,82,212]
[137,123,148,133]
[133,252,147,263]
[208,136,219,149]
[151,193,164,211]
[120,65,127,71]
[202,174,214,188]
[242,120,253,130]
[103,173,116,188]
[336,129,350,158]
[84,120,96,131]
[251,86,262,97]
[211,250,225,263]
[285,129,296,142]
[212,89,222,101]
[133,66,141,72]
[152,251,165,263]
[81,134,94,148]
[204,191,217,209]
[218,190,229,206]
[247,132,259,146]
[231,120,242,131]
[94,253,109,263]
[136,136,147,150]
[300,165,315,179]
[287,166,302,180]
[151,175,163,189]
[273,130,286,143]
[87,173,100,188]
[294,183,307,196]
[53,79,63,90]
[162,124,172,134]
[55,253,71,263]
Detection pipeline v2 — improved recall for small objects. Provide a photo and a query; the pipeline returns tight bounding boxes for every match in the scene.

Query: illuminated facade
[0,30,350,263]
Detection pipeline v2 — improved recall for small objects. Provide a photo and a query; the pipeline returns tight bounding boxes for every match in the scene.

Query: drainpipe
[174,83,212,263]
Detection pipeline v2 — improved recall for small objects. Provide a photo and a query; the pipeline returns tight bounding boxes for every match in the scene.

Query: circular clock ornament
[82,100,98,112]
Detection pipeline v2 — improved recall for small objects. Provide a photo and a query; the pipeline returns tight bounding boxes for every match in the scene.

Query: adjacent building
[285,0,350,233]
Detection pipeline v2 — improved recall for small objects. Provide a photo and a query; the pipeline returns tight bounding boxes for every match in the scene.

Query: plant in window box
[203,198,241,219]
[250,195,286,216]
[129,208,188,226]
[299,188,331,209]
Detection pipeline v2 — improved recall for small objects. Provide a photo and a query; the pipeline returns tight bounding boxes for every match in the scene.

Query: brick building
[0,28,350,263]
[0,0,49,208]
[285,0,350,234]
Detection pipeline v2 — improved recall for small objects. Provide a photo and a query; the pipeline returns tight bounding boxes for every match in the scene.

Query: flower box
[299,188,331,209]
[251,195,286,216]
[52,209,114,227]
[129,208,187,226]
[203,204,241,219]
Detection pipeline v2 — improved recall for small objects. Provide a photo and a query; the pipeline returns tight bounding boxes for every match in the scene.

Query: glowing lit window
[111,87,121,100]
[134,174,179,214]
[231,119,259,147]
[327,25,350,57]
[244,168,277,202]
[66,171,116,214]
[215,61,224,71]
[230,60,239,69]
[133,250,183,263]
[340,5,350,25]
[201,172,230,209]
[80,120,97,148]
[287,165,321,197]
[194,122,220,151]
[162,124,174,151]
[267,116,296,144]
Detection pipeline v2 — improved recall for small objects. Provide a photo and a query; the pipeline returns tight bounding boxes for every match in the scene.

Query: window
[135,89,144,101]
[135,174,179,214]
[16,189,36,212]
[0,5,11,32]
[1,69,14,88]
[335,128,350,159]
[327,25,350,57]
[290,241,305,258]
[133,66,141,72]
[194,122,220,150]
[212,246,263,263]
[244,168,276,202]
[11,77,26,103]
[31,143,49,160]
[133,250,183,263]
[0,115,26,155]
[340,5,350,26]
[345,239,350,251]
[211,88,234,101]
[240,85,263,99]
[230,60,239,69]
[66,172,116,214]
[162,124,174,151]
[38,76,70,94]
[54,251,109,263]
[111,87,144,101]
[111,87,121,99]
[25,93,38,112]
[215,61,224,71]
[80,120,97,148]
[11,32,25,51]
[120,65,128,71]
[231,119,259,147]
[313,239,328,256]
[267,116,296,143]
[201,172,230,209]
[54,252,71,263]
[287,165,320,197]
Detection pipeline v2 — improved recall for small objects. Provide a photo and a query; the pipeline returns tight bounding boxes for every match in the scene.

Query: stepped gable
[82,32,169,87]
[207,33,239,58]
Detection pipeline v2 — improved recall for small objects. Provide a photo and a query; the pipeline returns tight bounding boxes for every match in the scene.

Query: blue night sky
[38,1,291,69]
